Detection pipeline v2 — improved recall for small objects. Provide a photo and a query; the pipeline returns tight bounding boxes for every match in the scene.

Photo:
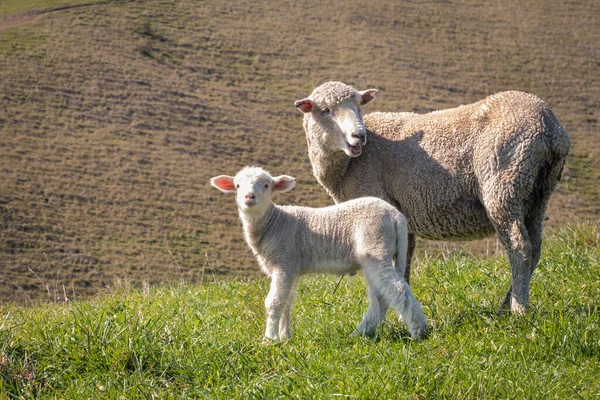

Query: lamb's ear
[294,98,314,113]
[359,89,378,106]
[272,176,296,193]
[210,175,235,192]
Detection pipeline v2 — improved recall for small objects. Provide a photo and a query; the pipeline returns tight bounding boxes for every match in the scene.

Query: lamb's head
[210,167,296,217]
[295,81,377,157]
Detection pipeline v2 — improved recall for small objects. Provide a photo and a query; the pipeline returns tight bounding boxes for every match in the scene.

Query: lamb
[210,166,429,341]
[295,81,571,315]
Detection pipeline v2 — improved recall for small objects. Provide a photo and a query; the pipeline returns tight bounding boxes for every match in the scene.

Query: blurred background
[1,0,598,303]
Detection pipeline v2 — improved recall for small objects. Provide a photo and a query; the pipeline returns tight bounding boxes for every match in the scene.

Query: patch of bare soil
[0,14,42,31]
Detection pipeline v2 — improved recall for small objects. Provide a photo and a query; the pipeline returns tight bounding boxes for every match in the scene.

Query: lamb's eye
[235,184,239,189]
[321,108,331,115]
[264,184,269,189]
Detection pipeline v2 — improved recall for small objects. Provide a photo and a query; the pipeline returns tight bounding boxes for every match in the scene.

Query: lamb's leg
[353,282,389,336]
[363,261,428,340]
[264,272,294,341]
[278,276,299,340]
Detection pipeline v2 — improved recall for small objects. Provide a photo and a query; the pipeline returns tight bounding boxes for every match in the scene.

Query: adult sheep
[295,81,570,314]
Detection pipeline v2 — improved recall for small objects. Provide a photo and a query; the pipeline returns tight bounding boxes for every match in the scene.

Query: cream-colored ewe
[295,81,571,314]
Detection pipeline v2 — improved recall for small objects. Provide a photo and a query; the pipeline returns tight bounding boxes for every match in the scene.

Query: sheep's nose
[245,193,256,200]
[351,131,367,145]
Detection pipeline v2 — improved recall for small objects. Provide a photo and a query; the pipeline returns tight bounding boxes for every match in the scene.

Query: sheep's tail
[534,110,571,209]
[547,111,570,175]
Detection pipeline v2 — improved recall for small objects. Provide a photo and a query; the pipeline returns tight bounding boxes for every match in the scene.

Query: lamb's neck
[240,204,282,251]
[307,145,350,201]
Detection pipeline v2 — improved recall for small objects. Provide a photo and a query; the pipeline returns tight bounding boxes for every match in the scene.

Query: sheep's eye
[264,184,269,189]
[235,184,239,189]
[321,108,331,115]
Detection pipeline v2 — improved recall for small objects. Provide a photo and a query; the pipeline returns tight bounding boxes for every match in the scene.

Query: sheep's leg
[500,158,559,313]
[363,261,428,340]
[393,228,409,283]
[525,207,547,275]
[493,217,533,315]
[264,272,294,341]
[500,211,545,311]
[353,282,389,336]
[404,234,416,284]
[498,285,512,312]
[394,230,410,323]
[278,276,299,340]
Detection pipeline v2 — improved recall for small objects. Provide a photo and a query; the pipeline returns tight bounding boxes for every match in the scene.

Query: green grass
[1,225,599,398]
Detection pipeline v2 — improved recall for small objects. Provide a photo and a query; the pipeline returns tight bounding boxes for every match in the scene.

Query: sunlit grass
[1,225,598,398]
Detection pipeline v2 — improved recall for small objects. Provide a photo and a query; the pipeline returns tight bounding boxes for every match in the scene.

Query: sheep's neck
[307,145,349,201]
[240,203,279,251]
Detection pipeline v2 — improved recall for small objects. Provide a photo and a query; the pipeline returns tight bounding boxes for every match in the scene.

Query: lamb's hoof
[261,337,279,346]
[279,333,292,342]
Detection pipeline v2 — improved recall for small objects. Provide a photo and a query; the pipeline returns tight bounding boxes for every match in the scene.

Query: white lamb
[210,166,429,341]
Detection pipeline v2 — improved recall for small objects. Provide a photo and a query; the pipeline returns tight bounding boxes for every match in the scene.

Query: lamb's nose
[245,193,256,200]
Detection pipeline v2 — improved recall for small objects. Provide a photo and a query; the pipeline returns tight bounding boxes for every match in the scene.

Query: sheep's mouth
[346,142,362,157]
[240,199,258,210]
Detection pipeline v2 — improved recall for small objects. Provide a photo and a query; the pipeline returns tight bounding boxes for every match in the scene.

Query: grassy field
[1,0,599,303]
[0,225,599,398]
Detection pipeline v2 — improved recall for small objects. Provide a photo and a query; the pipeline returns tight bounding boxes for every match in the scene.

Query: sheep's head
[295,81,377,157]
[210,167,296,217]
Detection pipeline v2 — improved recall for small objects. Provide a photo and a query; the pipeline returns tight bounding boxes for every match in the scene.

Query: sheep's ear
[272,176,296,193]
[359,89,378,106]
[210,175,236,192]
[294,98,313,113]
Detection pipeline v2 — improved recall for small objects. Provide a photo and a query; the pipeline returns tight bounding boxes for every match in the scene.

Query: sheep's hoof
[496,308,511,316]
[511,302,528,316]
[496,300,528,316]
[413,327,430,341]
[349,328,376,338]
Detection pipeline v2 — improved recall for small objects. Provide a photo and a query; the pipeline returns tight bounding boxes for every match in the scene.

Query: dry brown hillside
[1,0,598,303]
